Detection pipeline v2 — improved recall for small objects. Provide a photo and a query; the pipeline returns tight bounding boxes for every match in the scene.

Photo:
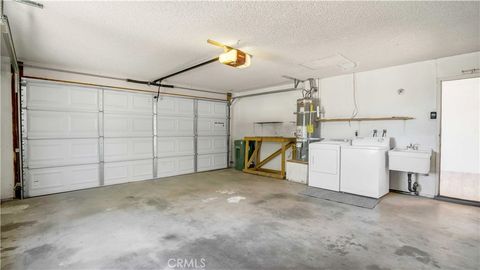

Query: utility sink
[388,148,432,174]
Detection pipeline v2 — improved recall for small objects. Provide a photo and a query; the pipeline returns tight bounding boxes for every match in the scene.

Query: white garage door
[21,80,228,197]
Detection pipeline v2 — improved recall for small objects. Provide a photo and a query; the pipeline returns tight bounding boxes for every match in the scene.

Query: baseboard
[435,196,480,207]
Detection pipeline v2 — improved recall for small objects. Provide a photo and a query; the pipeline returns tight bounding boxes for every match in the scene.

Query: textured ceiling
[5,1,480,92]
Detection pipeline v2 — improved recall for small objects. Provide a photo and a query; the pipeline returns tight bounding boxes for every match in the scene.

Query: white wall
[232,51,480,197]
[1,55,14,200]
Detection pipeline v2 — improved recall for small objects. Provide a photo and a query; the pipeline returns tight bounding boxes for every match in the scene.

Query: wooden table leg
[255,140,262,167]
[244,139,250,170]
[281,142,286,177]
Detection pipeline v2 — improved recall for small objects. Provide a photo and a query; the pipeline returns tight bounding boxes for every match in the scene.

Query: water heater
[294,97,320,161]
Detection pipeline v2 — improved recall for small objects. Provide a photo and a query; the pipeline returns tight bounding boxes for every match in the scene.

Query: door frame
[435,73,480,202]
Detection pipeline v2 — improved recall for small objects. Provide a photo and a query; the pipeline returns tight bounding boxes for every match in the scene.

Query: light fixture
[207,39,251,69]
[219,49,251,69]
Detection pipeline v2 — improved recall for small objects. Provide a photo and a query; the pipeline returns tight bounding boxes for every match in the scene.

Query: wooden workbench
[243,136,296,179]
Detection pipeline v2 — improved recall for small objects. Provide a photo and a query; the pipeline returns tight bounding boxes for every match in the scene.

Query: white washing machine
[340,137,392,198]
[309,139,351,191]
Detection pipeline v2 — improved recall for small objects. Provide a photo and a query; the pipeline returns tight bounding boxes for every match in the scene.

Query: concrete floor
[1,169,479,270]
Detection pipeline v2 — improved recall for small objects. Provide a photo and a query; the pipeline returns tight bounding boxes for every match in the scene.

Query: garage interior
[0,1,479,270]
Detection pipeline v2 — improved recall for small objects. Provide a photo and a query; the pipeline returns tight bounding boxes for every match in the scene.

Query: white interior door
[440,77,480,201]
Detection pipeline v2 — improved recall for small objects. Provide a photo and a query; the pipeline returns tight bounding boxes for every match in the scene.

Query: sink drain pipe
[407,172,419,195]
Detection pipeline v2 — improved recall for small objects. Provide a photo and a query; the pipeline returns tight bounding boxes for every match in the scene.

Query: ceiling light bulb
[219,49,251,68]
[219,49,238,65]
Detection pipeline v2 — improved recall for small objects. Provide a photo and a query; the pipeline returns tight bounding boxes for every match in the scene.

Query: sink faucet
[407,143,419,150]
[373,129,378,137]
[382,129,387,137]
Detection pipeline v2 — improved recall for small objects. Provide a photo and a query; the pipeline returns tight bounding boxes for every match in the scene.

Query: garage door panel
[132,118,152,133]
[157,139,175,155]
[157,97,194,116]
[27,82,99,112]
[197,118,227,136]
[104,90,153,114]
[157,156,194,177]
[26,164,100,197]
[71,114,100,134]
[104,113,153,137]
[132,139,154,157]
[28,169,63,189]
[27,139,99,168]
[157,117,194,136]
[157,97,175,113]
[157,158,175,176]
[104,164,128,184]
[197,136,227,154]
[27,111,99,138]
[178,138,194,153]
[104,91,128,110]
[104,138,153,162]
[104,139,128,159]
[131,95,152,112]
[197,153,227,172]
[104,159,153,185]
[178,157,194,172]
[157,137,194,157]
[69,89,99,111]
[177,99,195,115]
[197,101,227,118]
[69,165,100,185]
